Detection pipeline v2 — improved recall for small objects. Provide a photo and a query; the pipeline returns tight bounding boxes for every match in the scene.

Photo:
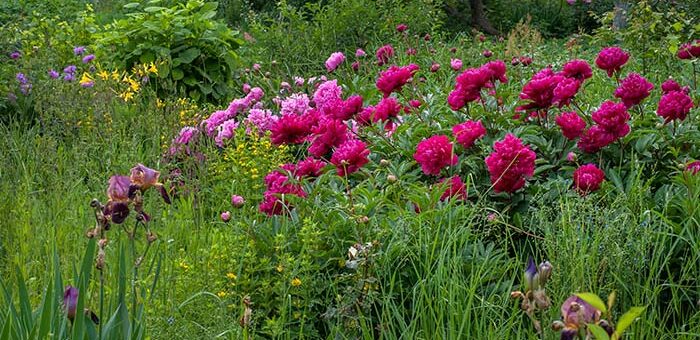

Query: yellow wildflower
[148,62,158,75]
[119,91,134,102]
[226,272,237,280]
[79,72,93,87]
[111,70,120,81]
[291,278,302,287]
[276,264,284,273]
[217,291,227,298]
[97,70,110,80]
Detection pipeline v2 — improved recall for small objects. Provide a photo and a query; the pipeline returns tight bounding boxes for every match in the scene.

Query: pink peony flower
[231,195,245,208]
[687,161,700,174]
[294,76,305,87]
[439,176,468,201]
[242,83,251,93]
[573,163,605,194]
[376,45,395,66]
[430,62,441,72]
[215,119,239,147]
[591,100,631,138]
[614,72,654,108]
[325,52,346,72]
[483,60,508,84]
[406,48,417,56]
[221,211,231,222]
[452,120,487,149]
[561,59,592,81]
[396,24,408,32]
[376,64,419,97]
[657,90,694,124]
[451,58,463,71]
[330,139,370,176]
[313,80,343,113]
[280,93,311,116]
[295,157,327,178]
[566,152,577,162]
[413,135,458,176]
[245,108,278,135]
[555,112,587,140]
[552,78,581,107]
[269,111,315,145]
[308,118,349,158]
[355,49,366,57]
[677,40,700,59]
[595,46,629,77]
[484,134,536,193]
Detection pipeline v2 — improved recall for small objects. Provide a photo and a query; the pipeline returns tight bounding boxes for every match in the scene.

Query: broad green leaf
[575,293,607,314]
[171,68,184,80]
[144,6,166,13]
[614,306,646,339]
[176,47,201,64]
[588,324,610,340]
[123,2,140,9]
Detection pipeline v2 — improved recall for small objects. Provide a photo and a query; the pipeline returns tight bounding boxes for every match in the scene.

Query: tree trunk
[469,0,500,35]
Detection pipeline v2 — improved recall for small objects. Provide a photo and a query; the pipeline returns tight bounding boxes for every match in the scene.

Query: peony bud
[221,211,231,222]
[231,195,245,208]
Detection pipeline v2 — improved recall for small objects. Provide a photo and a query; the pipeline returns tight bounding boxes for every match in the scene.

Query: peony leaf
[587,323,610,340]
[575,292,607,314]
[613,306,645,339]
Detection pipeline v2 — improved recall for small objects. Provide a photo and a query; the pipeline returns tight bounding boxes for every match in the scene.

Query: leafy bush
[97,0,243,102]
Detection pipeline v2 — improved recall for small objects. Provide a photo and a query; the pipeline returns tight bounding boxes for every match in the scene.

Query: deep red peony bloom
[330,139,370,176]
[555,111,587,140]
[591,101,631,138]
[376,44,395,66]
[552,78,581,107]
[613,73,654,108]
[660,79,686,94]
[328,95,363,121]
[657,90,694,124]
[452,120,487,149]
[414,135,458,176]
[376,64,419,97]
[561,59,592,81]
[308,118,349,158]
[677,40,700,59]
[439,175,468,201]
[484,134,536,193]
[595,46,629,77]
[295,157,327,178]
[573,163,605,194]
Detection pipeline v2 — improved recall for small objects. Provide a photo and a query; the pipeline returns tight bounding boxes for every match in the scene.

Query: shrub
[97,0,243,102]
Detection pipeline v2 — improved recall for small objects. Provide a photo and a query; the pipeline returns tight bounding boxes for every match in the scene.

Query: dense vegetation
[1,0,699,339]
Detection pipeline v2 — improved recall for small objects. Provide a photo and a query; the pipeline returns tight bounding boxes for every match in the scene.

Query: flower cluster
[376,64,419,97]
[578,101,630,153]
[448,60,508,110]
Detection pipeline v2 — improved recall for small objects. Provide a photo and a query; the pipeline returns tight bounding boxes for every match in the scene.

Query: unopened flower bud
[567,152,577,162]
[147,231,158,243]
[551,320,565,331]
[231,195,245,208]
[538,261,552,286]
[387,174,397,183]
[379,159,390,167]
[221,211,231,222]
[358,216,370,224]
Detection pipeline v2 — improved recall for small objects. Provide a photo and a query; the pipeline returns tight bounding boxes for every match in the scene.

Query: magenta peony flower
[351,61,360,71]
[577,125,616,153]
[677,40,700,59]
[687,161,700,174]
[308,118,349,158]
[595,46,629,77]
[331,139,370,176]
[447,66,494,110]
[396,24,408,32]
[270,111,316,145]
[561,59,592,81]
[555,112,587,140]
[413,135,458,176]
[451,58,463,71]
[660,79,686,94]
[484,134,536,193]
[591,100,631,138]
[439,175,468,201]
[517,69,564,112]
[614,72,654,108]
[482,49,492,58]
[430,62,440,72]
[573,163,605,194]
[295,157,327,178]
[376,64,419,97]
[552,78,581,107]
[376,44,395,66]
[657,90,694,124]
[325,52,346,72]
[452,120,486,149]
[406,48,417,56]
[215,119,239,147]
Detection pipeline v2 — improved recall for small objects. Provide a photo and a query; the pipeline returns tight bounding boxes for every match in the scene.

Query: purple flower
[82,54,95,64]
[20,83,32,95]
[221,211,231,222]
[16,73,28,84]
[63,65,77,74]
[73,46,86,55]
[63,73,75,82]
[231,195,245,208]
[524,257,538,291]
[48,69,60,79]
[10,51,21,59]
[63,285,79,321]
